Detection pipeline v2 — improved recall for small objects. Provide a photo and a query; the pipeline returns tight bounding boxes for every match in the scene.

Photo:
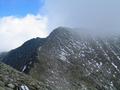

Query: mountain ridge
[3,37,46,73]
[2,27,120,90]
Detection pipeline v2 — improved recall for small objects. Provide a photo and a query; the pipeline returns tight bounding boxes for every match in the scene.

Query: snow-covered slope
[2,27,120,90]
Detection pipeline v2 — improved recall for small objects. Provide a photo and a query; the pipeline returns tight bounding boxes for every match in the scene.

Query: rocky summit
[1,27,120,90]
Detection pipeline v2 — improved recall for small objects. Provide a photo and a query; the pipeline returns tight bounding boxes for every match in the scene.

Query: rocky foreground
[0,62,51,90]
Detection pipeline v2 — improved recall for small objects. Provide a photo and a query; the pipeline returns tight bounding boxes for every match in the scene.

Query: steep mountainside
[3,38,46,73]
[2,27,120,90]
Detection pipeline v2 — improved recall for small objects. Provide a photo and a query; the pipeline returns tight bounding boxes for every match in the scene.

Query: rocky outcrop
[0,62,51,90]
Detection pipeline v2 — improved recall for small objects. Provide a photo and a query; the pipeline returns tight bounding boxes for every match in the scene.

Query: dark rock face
[2,27,120,90]
[3,38,46,73]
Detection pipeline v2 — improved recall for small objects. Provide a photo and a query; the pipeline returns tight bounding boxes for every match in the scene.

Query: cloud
[1,0,120,51]
[45,0,120,35]
[0,14,48,51]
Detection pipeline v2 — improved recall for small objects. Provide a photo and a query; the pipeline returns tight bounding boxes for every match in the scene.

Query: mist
[45,0,120,36]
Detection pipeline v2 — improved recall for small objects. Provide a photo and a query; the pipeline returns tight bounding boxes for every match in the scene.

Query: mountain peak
[52,26,74,34]
[48,26,73,39]
[2,27,120,90]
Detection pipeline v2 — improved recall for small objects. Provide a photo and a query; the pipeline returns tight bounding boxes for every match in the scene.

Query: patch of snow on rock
[59,49,70,63]
[20,85,29,90]
[111,62,120,72]
[22,65,27,72]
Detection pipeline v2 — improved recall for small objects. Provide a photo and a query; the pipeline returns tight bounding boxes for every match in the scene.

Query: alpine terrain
[1,27,120,90]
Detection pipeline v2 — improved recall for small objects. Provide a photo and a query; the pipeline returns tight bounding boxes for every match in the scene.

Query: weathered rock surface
[0,62,51,90]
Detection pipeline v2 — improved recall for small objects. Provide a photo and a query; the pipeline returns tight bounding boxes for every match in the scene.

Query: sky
[0,0,48,51]
[45,0,120,35]
[0,0,120,51]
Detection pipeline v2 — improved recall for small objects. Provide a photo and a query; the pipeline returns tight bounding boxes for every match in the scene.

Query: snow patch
[59,49,70,63]
[20,85,29,90]
[38,47,42,51]
[22,65,27,72]
[96,62,102,68]
[110,81,114,87]
[81,53,85,57]
[105,41,120,61]
[112,62,120,72]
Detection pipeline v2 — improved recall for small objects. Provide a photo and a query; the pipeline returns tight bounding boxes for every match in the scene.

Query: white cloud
[0,14,48,51]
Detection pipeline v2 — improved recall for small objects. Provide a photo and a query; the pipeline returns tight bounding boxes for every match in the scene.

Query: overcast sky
[0,0,120,51]
[45,0,120,35]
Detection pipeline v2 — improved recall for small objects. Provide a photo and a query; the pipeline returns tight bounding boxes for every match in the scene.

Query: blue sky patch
[0,0,44,17]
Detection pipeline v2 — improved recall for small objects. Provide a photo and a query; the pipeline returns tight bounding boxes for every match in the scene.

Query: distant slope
[2,27,120,90]
[0,52,7,61]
